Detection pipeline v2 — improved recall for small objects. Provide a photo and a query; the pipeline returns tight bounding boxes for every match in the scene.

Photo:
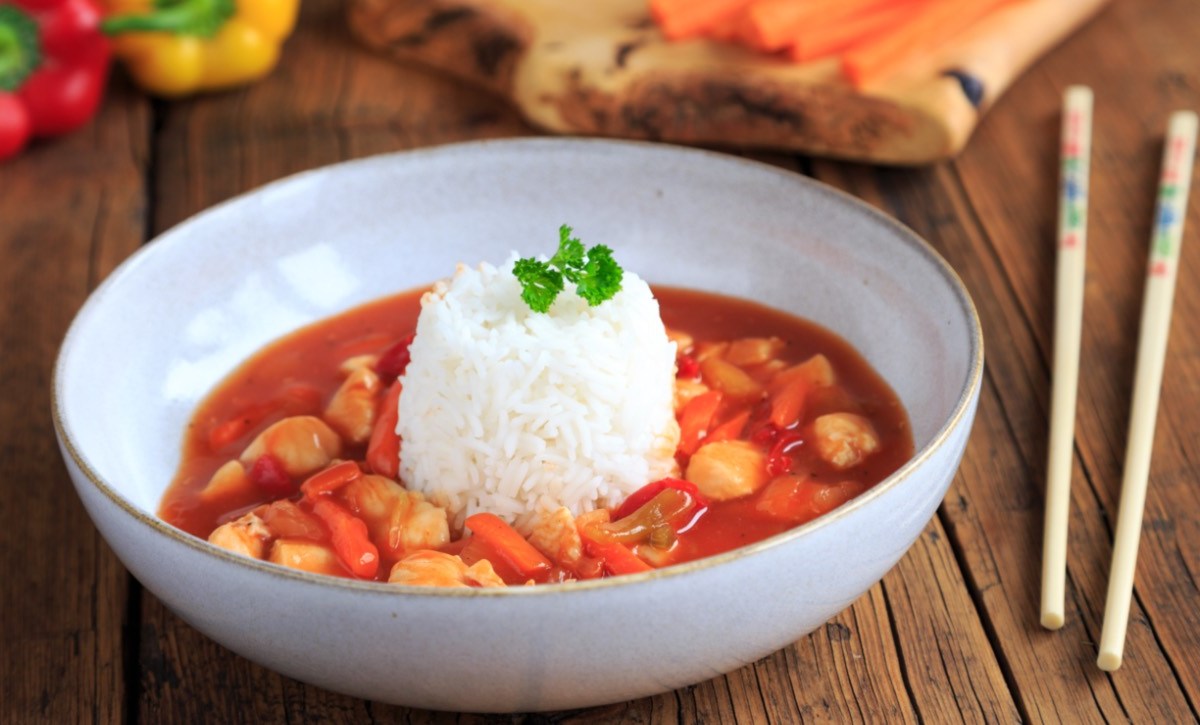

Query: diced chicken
[812,413,880,469]
[685,440,769,501]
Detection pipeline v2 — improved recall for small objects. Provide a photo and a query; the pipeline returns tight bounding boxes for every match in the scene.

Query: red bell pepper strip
[247,453,293,496]
[300,460,362,501]
[767,430,806,477]
[373,333,415,385]
[464,513,552,580]
[613,477,707,521]
[0,0,109,161]
[366,381,402,478]
[311,499,379,579]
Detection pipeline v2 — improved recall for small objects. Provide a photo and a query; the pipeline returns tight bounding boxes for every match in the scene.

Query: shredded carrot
[464,513,553,580]
[741,0,902,51]
[651,0,753,41]
[842,0,1016,87]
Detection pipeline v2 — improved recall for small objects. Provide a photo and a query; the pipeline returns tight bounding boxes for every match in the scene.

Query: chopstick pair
[1038,87,1198,672]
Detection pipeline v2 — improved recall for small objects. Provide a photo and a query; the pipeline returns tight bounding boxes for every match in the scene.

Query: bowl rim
[52,136,984,598]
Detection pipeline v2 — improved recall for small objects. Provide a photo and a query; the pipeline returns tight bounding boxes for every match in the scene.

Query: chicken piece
[388,550,505,588]
[337,354,379,376]
[198,460,253,503]
[527,507,583,566]
[268,539,343,576]
[240,415,342,478]
[685,440,769,501]
[340,475,450,558]
[208,512,271,559]
[673,379,711,412]
[812,413,880,469]
[324,367,383,445]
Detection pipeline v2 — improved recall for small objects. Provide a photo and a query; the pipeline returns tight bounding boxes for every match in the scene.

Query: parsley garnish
[513,225,624,313]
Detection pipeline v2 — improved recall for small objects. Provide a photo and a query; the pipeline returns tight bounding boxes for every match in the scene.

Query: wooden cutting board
[346,0,1109,165]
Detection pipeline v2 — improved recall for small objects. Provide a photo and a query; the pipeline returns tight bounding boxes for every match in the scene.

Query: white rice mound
[396,254,680,531]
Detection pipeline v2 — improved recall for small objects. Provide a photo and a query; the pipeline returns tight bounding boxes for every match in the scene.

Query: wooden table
[4,0,1198,720]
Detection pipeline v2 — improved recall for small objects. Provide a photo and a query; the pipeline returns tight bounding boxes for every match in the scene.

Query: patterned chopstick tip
[1059,88,1092,251]
[1150,123,1196,277]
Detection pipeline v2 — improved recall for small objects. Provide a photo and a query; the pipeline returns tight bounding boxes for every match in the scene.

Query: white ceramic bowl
[54,139,983,713]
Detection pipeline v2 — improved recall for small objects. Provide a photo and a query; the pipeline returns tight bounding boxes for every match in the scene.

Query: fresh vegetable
[650,0,751,41]
[589,487,704,547]
[464,513,553,580]
[311,499,379,578]
[650,0,1016,88]
[841,0,1015,87]
[0,0,110,161]
[100,0,299,97]
[513,225,624,313]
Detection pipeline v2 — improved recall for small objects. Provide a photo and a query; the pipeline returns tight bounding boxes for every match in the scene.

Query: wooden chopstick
[1040,86,1093,631]
[1097,110,1198,671]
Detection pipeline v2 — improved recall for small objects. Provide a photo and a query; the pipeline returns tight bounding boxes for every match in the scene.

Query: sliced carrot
[651,0,753,41]
[787,0,927,62]
[311,499,379,579]
[677,390,724,456]
[769,376,809,428]
[464,513,553,580]
[842,0,1016,87]
[366,381,402,478]
[581,535,653,576]
[706,409,752,445]
[741,0,900,52]
[300,460,362,501]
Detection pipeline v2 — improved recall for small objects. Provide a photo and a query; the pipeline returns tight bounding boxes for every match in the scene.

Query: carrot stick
[678,390,724,455]
[311,500,379,579]
[842,0,1016,88]
[582,536,653,576]
[651,0,753,41]
[742,0,904,51]
[464,513,553,579]
[769,376,809,428]
[787,0,927,62]
[300,460,362,501]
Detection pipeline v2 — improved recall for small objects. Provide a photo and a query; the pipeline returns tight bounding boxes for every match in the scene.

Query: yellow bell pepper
[101,0,299,97]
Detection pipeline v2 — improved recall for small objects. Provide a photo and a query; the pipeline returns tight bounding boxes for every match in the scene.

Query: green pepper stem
[0,6,40,93]
[101,0,236,39]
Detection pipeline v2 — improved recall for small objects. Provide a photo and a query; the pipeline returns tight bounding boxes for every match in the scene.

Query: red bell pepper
[0,0,110,160]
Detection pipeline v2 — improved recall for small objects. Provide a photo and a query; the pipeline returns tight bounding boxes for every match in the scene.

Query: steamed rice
[396,254,680,530]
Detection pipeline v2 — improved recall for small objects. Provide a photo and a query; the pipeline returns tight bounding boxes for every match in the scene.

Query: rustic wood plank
[809,80,1197,718]
[954,0,1200,712]
[0,78,149,722]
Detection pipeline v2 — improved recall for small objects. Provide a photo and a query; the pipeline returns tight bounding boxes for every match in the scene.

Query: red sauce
[161,287,913,583]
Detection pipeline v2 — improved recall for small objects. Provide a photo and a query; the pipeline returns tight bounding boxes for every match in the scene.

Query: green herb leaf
[513,225,624,312]
[513,258,564,313]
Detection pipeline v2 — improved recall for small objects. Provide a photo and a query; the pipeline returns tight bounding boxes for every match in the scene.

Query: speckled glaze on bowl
[53,139,983,713]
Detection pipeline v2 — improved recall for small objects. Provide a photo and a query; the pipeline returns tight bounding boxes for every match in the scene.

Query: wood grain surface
[2,0,1198,721]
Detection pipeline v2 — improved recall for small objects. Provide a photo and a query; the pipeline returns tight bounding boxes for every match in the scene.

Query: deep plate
[55,138,983,712]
